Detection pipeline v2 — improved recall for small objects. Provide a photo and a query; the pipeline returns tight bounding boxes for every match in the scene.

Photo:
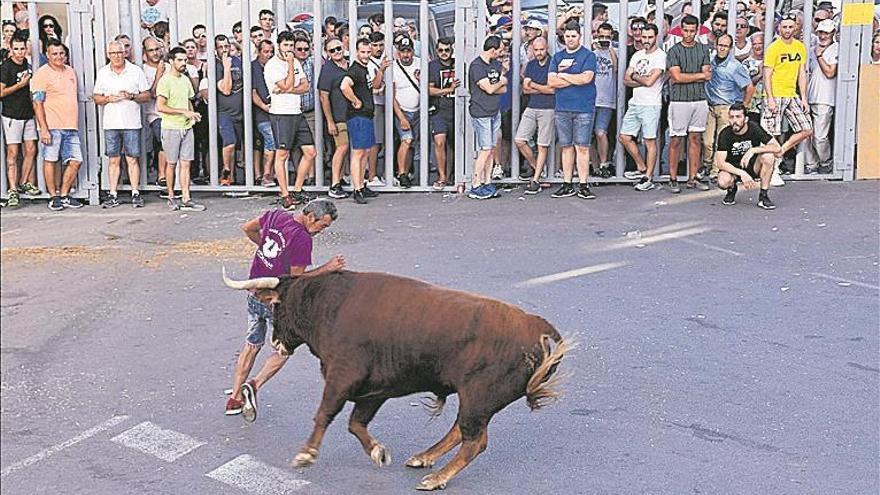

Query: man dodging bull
[225,199,345,420]
[222,266,571,490]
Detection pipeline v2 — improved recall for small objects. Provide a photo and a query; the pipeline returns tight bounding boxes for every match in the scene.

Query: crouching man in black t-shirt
[715,103,782,210]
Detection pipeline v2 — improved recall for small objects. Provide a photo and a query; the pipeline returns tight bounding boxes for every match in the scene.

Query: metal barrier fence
[1,0,874,203]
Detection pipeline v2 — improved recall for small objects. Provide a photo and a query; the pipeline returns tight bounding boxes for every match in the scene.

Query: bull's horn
[222,266,280,290]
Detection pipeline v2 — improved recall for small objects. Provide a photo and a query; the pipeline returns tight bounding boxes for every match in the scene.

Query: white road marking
[676,238,744,257]
[808,272,880,291]
[655,189,724,206]
[111,421,205,462]
[0,415,130,478]
[517,262,629,287]
[206,454,311,494]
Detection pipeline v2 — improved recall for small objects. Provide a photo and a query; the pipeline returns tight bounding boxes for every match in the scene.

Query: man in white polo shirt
[94,40,151,207]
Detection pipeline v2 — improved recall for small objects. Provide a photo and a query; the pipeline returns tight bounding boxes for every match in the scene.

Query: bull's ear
[255,289,280,306]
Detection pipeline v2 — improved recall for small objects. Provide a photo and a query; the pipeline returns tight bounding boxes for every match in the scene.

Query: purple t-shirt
[249,210,313,278]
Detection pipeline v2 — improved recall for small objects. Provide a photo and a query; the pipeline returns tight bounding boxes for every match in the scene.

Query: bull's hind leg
[348,398,392,467]
[416,419,489,491]
[405,420,461,469]
[292,376,359,468]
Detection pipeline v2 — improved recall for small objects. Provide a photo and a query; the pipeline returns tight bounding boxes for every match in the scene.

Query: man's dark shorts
[430,110,454,137]
[270,114,314,150]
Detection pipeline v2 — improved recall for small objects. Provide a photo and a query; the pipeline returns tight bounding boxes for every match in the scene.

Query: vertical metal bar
[657,0,666,43]
[73,3,100,204]
[764,0,774,55]
[833,0,861,181]
[728,0,738,37]
[510,0,521,180]
[276,1,287,32]
[614,0,629,176]
[130,0,147,191]
[547,0,557,178]
[795,0,814,176]
[168,0,179,47]
[583,0,593,46]
[314,0,324,189]
[206,0,219,186]
[118,0,132,41]
[384,0,394,185]
[95,0,110,194]
[242,0,254,187]
[418,0,429,187]
[348,0,357,56]
[28,2,47,194]
[453,0,466,186]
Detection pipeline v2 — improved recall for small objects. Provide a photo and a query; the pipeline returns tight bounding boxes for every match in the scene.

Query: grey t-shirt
[594,47,617,109]
[667,42,710,102]
[468,56,503,118]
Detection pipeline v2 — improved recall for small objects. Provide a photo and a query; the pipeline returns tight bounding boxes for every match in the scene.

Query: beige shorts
[2,116,37,144]
[332,122,349,148]
[514,108,555,147]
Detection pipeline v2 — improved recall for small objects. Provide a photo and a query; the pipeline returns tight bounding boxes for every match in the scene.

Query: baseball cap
[524,19,543,30]
[393,17,407,28]
[495,15,513,29]
[816,19,836,32]
[394,34,414,50]
[291,13,311,23]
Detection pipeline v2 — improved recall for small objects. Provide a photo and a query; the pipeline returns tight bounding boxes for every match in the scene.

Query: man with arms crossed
[715,103,781,210]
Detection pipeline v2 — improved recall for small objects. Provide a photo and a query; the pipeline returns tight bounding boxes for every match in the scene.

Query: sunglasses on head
[328,46,342,53]
[633,24,645,30]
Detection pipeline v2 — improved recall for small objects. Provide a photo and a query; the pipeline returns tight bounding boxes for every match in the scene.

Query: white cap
[816,19,836,32]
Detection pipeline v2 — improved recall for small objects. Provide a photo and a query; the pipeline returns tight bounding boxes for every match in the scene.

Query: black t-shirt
[251,59,270,124]
[468,56,502,118]
[1,58,35,120]
[345,60,374,120]
[317,60,349,124]
[215,56,244,120]
[716,122,773,168]
[428,58,456,114]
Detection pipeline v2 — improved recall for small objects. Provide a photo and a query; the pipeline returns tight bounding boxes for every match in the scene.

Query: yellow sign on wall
[841,3,874,26]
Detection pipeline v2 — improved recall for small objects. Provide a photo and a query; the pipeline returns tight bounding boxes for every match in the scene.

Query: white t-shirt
[142,62,170,123]
[94,61,151,130]
[734,38,752,60]
[629,48,666,106]
[368,57,385,105]
[807,42,838,106]
[393,57,421,112]
[263,56,303,115]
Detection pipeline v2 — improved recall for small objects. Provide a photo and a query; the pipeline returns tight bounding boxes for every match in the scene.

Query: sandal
[432,180,447,191]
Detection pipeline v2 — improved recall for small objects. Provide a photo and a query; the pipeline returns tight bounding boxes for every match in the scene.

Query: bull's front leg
[291,379,353,468]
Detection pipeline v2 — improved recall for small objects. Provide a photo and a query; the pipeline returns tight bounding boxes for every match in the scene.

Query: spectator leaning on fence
[156,46,205,211]
[94,40,151,208]
[805,19,837,175]
[318,38,351,200]
[31,38,84,211]
[392,34,421,189]
[427,36,458,190]
[214,34,245,187]
[366,31,390,188]
[619,23,666,192]
[515,36,555,196]
[467,35,506,200]
[340,38,381,205]
[1,34,40,209]
[742,31,765,123]
[591,23,618,178]
[548,21,598,201]
[142,36,169,188]
[251,39,276,187]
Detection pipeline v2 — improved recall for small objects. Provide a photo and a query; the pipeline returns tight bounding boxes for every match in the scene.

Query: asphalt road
[2,181,878,495]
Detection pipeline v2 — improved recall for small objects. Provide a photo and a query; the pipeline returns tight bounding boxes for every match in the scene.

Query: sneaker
[524,180,541,195]
[102,194,121,208]
[179,199,206,211]
[131,192,145,208]
[596,165,614,178]
[757,192,776,210]
[18,182,40,196]
[770,161,785,187]
[722,185,737,205]
[634,177,655,191]
[491,163,504,180]
[550,183,576,198]
[167,198,180,210]
[367,177,386,188]
[686,180,710,191]
[289,190,312,204]
[353,188,368,204]
[467,184,493,200]
[623,170,645,181]
[157,177,167,188]
[484,183,500,198]
[396,173,412,188]
[225,396,244,416]
[159,189,173,199]
[328,183,349,199]
[363,186,379,198]
[667,181,681,194]
[260,175,275,187]
[241,380,258,423]
[340,177,351,187]
[61,196,83,209]
[193,175,210,185]
[576,184,596,200]
[281,195,298,210]
[817,165,833,175]
[519,167,536,181]
[6,190,20,208]
[432,179,447,191]
[695,166,709,181]
[47,195,63,211]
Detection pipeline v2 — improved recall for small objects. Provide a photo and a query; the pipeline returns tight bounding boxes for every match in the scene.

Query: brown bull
[223,268,571,491]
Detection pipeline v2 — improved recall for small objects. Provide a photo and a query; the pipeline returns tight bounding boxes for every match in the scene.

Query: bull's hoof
[370,444,392,467]
[416,473,447,491]
[291,449,318,468]
[405,455,434,469]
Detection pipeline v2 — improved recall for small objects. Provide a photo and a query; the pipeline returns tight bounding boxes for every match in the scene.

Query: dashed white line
[517,262,629,287]
[808,272,880,290]
[206,454,311,494]
[0,415,130,478]
[111,421,205,462]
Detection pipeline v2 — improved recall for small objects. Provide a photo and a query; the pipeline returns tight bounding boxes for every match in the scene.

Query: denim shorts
[43,129,84,164]
[347,116,376,150]
[593,106,614,134]
[472,112,501,151]
[245,293,274,347]
[555,111,594,148]
[394,110,420,143]
[104,129,142,158]
[256,120,276,151]
[620,104,662,139]
[218,114,243,148]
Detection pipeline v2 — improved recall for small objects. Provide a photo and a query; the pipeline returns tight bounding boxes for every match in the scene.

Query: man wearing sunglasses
[318,39,352,200]
[733,17,752,62]
[428,36,459,189]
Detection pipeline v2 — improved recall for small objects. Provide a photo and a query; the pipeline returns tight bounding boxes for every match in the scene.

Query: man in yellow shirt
[762,13,813,179]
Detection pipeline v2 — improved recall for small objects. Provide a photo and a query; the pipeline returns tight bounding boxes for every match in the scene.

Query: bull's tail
[525,335,573,411]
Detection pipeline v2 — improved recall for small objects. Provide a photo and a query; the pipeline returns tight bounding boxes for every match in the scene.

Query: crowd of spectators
[1,0,880,210]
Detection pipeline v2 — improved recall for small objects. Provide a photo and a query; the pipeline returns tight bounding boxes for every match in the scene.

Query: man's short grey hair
[303,199,338,221]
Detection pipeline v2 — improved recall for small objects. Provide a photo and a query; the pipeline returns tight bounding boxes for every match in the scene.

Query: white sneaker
[634,178,655,191]
[770,160,785,187]
[367,177,386,187]
[623,170,646,181]
[491,163,504,180]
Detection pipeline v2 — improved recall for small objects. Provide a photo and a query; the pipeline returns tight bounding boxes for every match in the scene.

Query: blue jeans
[43,129,83,163]
[593,107,614,134]
[555,111,594,148]
[104,129,141,157]
[394,110,420,143]
[471,112,501,150]
[256,120,276,151]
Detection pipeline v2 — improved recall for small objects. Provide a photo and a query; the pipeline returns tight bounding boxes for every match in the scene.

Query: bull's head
[221,267,282,305]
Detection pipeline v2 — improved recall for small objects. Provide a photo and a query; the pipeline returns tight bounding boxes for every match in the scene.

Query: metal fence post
[614,0,629,177]
[510,0,522,180]
[205,0,219,186]
[168,0,179,46]
[418,0,430,187]
[28,1,47,195]
[241,0,254,187]
[453,0,467,187]
[129,0,148,192]
[71,0,100,205]
[384,0,395,185]
[547,0,558,179]
[313,0,324,189]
